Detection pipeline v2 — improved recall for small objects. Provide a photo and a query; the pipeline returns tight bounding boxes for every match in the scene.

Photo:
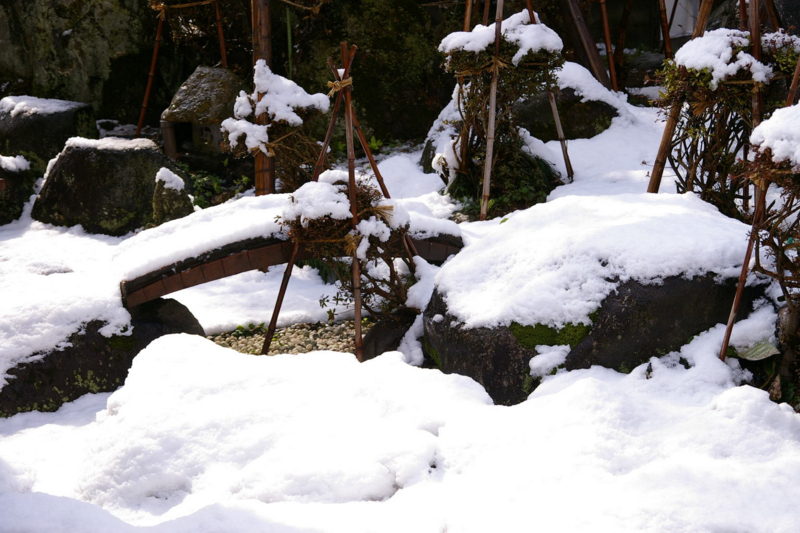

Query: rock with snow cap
[0,155,35,225]
[0,96,97,173]
[31,137,192,236]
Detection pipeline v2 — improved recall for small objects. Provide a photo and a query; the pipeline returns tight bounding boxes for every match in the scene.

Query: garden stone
[31,138,191,236]
[0,159,36,225]
[514,88,618,142]
[0,298,205,418]
[152,171,195,226]
[0,96,97,174]
[423,274,767,406]
[162,66,245,126]
[362,311,417,361]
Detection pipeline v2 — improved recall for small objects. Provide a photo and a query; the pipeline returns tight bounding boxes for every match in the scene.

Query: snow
[674,28,773,89]
[0,155,30,173]
[0,95,84,117]
[222,60,329,156]
[750,103,800,170]
[154,168,184,191]
[65,136,157,151]
[439,10,563,66]
[435,193,756,329]
[281,178,353,227]
[529,344,570,378]
[556,62,633,119]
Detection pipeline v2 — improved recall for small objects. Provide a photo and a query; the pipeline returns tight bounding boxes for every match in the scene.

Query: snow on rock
[556,61,633,120]
[439,10,562,65]
[154,167,184,191]
[751,103,800,170]
[64,136,157,151]
[0,155,30,173]
[436,193,751,329]
[529,344,570,378]
[222,60,329,155]
[0,96,84,118]
[674,28,773,89]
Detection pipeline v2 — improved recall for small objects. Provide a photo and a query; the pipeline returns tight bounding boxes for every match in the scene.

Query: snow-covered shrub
[434,10,563,217]
[280,171,414,320]
[221,60,330,191]
[659,28,800,218]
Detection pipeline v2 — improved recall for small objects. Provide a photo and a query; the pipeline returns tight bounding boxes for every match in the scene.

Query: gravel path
[209,320,373,355]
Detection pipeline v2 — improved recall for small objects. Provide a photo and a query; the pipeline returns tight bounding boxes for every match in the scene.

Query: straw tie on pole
[326,77,353,97]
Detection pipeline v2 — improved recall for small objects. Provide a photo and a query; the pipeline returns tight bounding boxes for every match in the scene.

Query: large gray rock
[0,156,36,225]
[515,88,618,143]
[162,66,246,126]
[0,96,97,173]
[31,138,192,236]
[423,274,767,405]
[0,298,205,418]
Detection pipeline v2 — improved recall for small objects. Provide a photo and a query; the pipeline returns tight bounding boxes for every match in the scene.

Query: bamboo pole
[786,51,800,106]
[311,49,357,182]
[261,242,301,354]
[253,0,274,195]
[750,0,764,127]
[599,0,619,91]
[214,0,228,68]
[668,0,679,30]
[564,0,611,88]
[479,0,503,221]
[286,7,293,78]
[658,0,673,60]
[738,0,749,31]
[464,0,473,31]
[763,0,782,31]
[482,0,490,26]
[136,16,164,137]
[647,0,714,194]
[524,0,574,180]
[341,42,364,362]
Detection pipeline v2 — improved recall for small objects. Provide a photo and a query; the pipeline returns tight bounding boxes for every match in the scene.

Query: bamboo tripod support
[253,0,275,195]
[479,0,503,222]
[598,0,619,91]
[262,43,419,360]
[136,0,230,137]
[657,0,673,60]
[646,0,714,194]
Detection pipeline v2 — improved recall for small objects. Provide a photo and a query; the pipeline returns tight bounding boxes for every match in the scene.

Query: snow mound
[0,155,30,173]
[435,193,752,329]
[557,62,633,120]
[439,10,562,65]
[65,137,157,151]
[0,96,84,117]
[751,103,800,170]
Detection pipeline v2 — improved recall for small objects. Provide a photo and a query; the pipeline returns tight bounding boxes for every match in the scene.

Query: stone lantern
[160,66,245,159]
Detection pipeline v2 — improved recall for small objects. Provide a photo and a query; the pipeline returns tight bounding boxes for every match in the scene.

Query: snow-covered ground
[2,88,800,531]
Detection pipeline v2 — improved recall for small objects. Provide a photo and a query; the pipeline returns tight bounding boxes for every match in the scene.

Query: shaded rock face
[0,99,97,174]
[0,165,36,225]
[362,311,418,361]
[0,298,205,418]
[775,0,800,35]
[162,66,246,126]
[515,88,618,143]
[31,140,191,236]
[152,179,195,226]
[423,274,767,405]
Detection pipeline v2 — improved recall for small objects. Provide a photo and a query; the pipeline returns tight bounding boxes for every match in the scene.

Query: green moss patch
[422,334,442,370]
[509,313,597,350]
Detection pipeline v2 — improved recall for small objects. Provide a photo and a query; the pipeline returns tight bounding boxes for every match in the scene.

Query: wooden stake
[739,0,749,31]
[341,42,364,362]
[647,0,714,194]
[482,0,490,26]
[214,0,228,68]
[599,0,619,90]
[750,0,764,128]
[564,0,611,89]
[657,0,673,60]
[786,51,800,106]
[464,0,473,31]
[261,242,301,354]
[479,0,503,222]
[613,0,634,75]
[311,48,357,182]
[253,0,274,195]
[136,16,164,137]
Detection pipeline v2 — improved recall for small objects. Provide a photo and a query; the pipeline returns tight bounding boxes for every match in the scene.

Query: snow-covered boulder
[31,137,192,236]
[422,193,770,404]
[0,155,35,225]
[0,298,205,418]
[0,96,96,173]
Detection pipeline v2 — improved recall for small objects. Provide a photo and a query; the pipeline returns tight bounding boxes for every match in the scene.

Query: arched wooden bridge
[120,235,463,308]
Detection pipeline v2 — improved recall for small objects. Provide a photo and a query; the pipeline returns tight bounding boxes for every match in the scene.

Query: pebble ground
[209,320,373,355]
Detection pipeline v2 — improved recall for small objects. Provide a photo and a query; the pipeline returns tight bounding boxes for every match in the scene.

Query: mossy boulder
[514,88,618,142]
[152,174,195,226]
[0,97,97,174]
[162,66,246,126]
[31,138,191,236]
[0,298,205,418]
[423,274,767,405]
[0,161,37,225]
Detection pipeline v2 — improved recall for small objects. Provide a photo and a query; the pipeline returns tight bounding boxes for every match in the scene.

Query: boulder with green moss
[0,96,97,174]
[514,88,617,142]
[423,274,767,405]
[31,137,191,236]
[0,298,205,418]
